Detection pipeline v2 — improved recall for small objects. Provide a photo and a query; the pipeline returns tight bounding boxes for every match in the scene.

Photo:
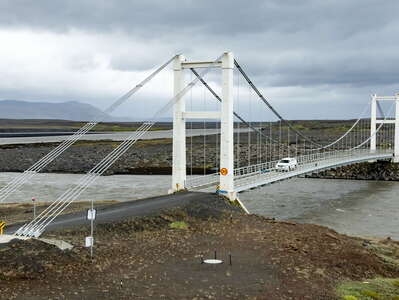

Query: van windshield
[280,159,290,163]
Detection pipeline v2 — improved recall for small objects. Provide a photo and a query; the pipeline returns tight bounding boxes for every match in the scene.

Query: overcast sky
[0,0,398,120]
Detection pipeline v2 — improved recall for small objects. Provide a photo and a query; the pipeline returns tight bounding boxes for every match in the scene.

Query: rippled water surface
[240,178,399,239]
[1,173,398,239]
[0,173,171,203]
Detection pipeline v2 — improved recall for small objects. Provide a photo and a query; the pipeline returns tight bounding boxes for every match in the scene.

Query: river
[0,173,397,239]
[0,128,252,145]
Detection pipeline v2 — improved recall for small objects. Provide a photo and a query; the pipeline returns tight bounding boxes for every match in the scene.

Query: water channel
[1,173,397,239]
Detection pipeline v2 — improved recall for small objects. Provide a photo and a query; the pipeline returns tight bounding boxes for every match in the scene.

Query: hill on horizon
[0,100,115,121]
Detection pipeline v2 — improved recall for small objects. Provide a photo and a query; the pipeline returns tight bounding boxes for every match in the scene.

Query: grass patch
[135,138,172,147]
[366,240,399,269]
[169,221,188,230]
[337,277,399,299]
[343,296,358,300]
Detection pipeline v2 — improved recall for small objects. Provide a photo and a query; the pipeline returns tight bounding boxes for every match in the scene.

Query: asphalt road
[5,191,217,234]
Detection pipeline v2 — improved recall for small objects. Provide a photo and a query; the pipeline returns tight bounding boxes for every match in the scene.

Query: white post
[171,54,186,192]
[394,93,399,162]
[370,94,377,153]
[219,52,236,201]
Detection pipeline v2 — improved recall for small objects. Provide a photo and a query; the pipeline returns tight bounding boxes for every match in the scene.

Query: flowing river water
[0,173,397,239]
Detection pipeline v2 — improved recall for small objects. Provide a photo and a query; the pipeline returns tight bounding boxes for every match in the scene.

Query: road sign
[85,236,94,247]
[87,209,96,221]
[0,221,5,235]
[220,168,228,176]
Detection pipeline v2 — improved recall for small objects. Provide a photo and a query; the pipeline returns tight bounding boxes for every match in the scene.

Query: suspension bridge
[0,52,397,238]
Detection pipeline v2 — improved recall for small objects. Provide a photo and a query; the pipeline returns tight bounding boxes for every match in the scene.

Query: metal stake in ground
[31,197,36,219]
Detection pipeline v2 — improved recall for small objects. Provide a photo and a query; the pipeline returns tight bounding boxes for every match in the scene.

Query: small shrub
[343,296,358,300]
[169,221,188,230]
[337,278,399,300]
[361,290,381,299]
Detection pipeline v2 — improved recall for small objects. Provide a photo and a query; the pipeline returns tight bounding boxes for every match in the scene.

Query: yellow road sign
[0,221,5,235]
[220,168,228,176]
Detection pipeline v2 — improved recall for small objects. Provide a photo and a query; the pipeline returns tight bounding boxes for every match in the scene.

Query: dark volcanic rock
[0,239,79,280]
[307,160,399,181]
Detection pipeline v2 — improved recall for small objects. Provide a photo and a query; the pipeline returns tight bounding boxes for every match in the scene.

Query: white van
[275,157,298,171]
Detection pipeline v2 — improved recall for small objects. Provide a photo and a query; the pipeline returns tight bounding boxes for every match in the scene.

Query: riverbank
[307,160,399,181]
[0,139,218,175]
[0,136,288,175]
[0,196,398,299]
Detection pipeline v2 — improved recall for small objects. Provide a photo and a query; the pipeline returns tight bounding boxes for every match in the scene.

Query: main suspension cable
[190,68,278,143]
[234,59,322,147]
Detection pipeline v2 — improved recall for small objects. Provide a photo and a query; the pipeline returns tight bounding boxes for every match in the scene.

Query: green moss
[337,278,399,300]
[169,221,188,230]
[361,290,381,299]
[343,296,358,300]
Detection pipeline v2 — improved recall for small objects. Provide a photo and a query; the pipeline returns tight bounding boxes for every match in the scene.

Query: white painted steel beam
[375,96,396,100]
[171,55,187,192]
[181,61,222,69]
[376,120,395,124]
[219,52,236,201]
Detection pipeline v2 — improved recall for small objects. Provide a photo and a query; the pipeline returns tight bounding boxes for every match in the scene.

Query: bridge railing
[233,148,394,190]
[185,148,393,190]
[234,160,278,178]
[185,172,219,189]
[234,148,393,180]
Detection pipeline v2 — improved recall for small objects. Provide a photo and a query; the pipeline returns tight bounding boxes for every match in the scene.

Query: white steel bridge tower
[370,93,399,162]
[170,52,236,201]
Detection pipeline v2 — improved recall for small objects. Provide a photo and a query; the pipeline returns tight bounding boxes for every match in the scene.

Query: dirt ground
[0,197,398,300]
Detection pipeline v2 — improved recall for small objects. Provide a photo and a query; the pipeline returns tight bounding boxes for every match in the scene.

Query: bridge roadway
[5,192,218,235]
[188,149,394,193]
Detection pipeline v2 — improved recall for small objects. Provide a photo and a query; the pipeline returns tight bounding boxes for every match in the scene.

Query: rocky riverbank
[0,136,293,175]
[307,160,399,181]
[0,195,398,299]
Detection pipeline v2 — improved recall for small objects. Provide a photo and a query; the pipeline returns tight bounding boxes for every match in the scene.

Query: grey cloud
[1,0,399,119]
[1,0,397,36]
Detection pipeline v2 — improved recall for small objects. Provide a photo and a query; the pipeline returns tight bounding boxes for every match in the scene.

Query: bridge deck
[235,150,392,192]
[189,149,393,193]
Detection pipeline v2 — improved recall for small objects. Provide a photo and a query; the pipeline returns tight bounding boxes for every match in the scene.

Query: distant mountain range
[0,100,116,121]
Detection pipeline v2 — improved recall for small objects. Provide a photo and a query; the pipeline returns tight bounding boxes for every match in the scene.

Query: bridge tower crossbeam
[370,93,399,162]
[170,52,237,201]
